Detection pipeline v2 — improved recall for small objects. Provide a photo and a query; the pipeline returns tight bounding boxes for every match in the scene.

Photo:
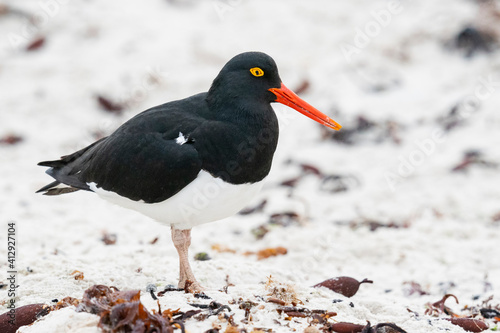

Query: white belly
[87,170,264,230]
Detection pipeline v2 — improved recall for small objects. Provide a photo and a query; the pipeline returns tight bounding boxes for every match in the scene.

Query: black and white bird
[37,52,341,292]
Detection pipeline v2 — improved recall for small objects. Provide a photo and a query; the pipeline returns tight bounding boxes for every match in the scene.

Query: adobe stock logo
[339,1,404,64]
[384,129,446,192]
[7,0,70,50]
[212,0,242,20]
[384,73,500,192]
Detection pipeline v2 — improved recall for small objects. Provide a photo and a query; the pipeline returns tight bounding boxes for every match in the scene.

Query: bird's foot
[180,279,205,294]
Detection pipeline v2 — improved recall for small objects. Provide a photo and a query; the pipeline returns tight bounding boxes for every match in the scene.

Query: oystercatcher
[37,52,341,292]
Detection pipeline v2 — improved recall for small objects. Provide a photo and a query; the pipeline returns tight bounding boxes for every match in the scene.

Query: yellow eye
[250,67,264,77]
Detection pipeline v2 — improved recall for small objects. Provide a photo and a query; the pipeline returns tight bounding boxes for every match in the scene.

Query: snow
[1,0,499,332]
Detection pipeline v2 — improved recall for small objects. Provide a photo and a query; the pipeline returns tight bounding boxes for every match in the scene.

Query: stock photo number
[7,222,16,270]
[6,221,18,325]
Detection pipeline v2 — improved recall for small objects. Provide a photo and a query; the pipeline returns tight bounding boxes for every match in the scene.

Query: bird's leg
[170,227,204,293]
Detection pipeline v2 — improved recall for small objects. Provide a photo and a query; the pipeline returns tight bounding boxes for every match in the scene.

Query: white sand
[1,0,499,332]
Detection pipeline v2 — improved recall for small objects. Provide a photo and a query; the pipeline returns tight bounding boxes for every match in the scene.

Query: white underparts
[87,170,264,230]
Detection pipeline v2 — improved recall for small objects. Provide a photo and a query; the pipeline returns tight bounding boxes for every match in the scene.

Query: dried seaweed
[101,232,117,245]
[314,277,373,298]
[96,95,124,114]
[26,37,45,51]
[0,303,51,333]
[451,150,497,172]
[239,199,267,215]
[253,247,288,260]
[402,281,429,296]
[326,115,401,145]
[71,270,84,281]
[77,285,181,333]
[425,294,459,316]
[0,134,23,145]
[445,318,488,332]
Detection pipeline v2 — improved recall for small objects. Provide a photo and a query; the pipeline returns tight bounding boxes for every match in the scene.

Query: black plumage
[37,51,340,291]
[38,53,281,203]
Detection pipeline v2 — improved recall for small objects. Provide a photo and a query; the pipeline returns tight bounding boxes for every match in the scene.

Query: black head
[208,52,342,130]
[208,52,282,105]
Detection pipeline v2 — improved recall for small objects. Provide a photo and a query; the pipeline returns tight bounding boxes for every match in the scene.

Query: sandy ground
[1,0,500,332]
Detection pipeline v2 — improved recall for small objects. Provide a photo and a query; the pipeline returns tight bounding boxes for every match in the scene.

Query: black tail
[36,180,80,196]
[38,137,105,169]
[37,160,67,168]
[37,137,107,195]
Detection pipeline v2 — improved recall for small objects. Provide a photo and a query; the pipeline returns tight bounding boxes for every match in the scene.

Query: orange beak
[269,83,341,130]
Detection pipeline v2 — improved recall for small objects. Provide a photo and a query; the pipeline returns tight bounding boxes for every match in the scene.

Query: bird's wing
[81,130,202,203]
[38,94,210,202]
[38,125,203,203]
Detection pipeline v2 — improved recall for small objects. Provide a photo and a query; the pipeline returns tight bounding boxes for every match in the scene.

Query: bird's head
[208,52,341,130]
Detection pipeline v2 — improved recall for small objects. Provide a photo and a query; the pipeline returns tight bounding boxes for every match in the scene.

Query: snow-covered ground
[1,0,499,332]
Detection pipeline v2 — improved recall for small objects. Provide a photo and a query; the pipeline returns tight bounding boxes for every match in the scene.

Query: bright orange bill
[269,83,341,130]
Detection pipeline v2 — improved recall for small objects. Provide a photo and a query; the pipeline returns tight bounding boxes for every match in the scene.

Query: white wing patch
[175,132,188,145]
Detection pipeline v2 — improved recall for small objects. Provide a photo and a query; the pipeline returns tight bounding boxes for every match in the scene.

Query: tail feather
[43,187,80,196]
[36,180,60,193]
[37,160,66,168]
[36,180,80,196]
[37,137,107,195]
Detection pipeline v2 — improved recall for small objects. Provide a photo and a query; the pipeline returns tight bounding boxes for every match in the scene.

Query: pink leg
[171,227,204,292]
